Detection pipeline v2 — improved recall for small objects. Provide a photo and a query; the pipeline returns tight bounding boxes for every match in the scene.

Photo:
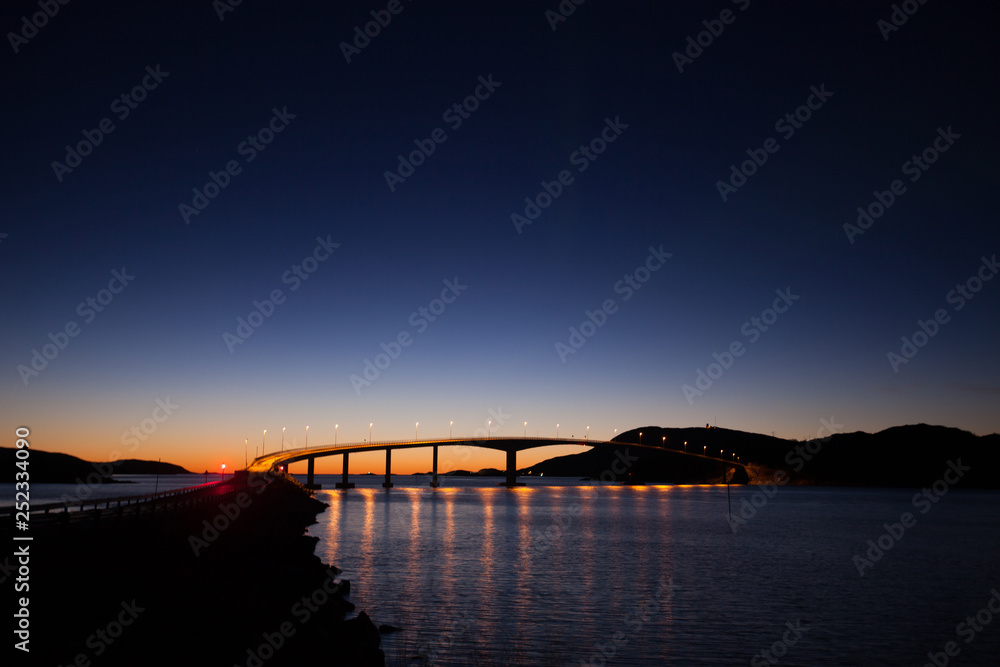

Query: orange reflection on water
[476,487,497,598]
[404,488,422,542]
[512,486,536,646]
[579,487,597,600]
[322,491,342,566]
[359,489,377,582]
[440,488,457,606]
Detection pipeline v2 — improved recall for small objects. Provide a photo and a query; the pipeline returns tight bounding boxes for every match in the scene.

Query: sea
[302,475,1000,666]
[5,474,1000,665]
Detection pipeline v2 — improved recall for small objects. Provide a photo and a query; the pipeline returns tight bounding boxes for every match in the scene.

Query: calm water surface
[304,477,1000,666]
[0,474,223,506]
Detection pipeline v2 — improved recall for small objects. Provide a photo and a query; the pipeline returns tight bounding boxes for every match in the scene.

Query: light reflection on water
[307,481,1000,665]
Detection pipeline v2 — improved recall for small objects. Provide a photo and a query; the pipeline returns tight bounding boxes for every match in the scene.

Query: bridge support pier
[335,452,354,489]
[503,449,524,488]
[306,457,322,490]
[382,449,392,489]
[383,449,393,488]
[430,445,440,488]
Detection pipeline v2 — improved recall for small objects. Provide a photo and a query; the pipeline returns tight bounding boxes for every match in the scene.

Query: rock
[378,624,402,634]
[331,611,384,666]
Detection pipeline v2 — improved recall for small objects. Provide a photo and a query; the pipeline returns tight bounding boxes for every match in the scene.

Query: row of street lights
[255,424,741,460]
[239,427,737,478]
[634,433,738,463]
[256,421,608,453]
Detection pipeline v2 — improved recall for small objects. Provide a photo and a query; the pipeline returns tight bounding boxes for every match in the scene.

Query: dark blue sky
[3,0,998,471]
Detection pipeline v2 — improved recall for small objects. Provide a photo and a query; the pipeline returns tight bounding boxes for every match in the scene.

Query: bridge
[246,436,747,489]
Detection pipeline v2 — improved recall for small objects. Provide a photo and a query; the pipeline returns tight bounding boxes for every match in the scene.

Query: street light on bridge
[556,424,559,437]
[221,463,226,480]
[262,429,266,454]
[684,441,688,452]
[587,426,590,440]
[524,421,527,437]
[369,422,373,442]
[488,420,492,437]
[450,420,453,438]
[639,432,643,445]
[281,426,286,451]
[662,436,665,447]
[415,422,419,440]
[306,425,309,449]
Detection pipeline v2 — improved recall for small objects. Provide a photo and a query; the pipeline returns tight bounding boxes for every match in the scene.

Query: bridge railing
[0,479,234,519]
[250,436,746,468]
[257,435,601,457]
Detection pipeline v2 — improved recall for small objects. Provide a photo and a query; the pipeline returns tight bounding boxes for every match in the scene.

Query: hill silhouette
[521,424,999,488]
[111,458,191,474]
[0,448,191,484]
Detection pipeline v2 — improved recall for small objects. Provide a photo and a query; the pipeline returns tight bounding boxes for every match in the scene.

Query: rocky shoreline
[4,474,384,666]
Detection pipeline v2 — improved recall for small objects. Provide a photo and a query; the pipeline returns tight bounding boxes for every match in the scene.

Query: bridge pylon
[430,445,440,488]
[382,449,393,489]
[503,448,524,488]
[305,457,322,490]
[335,452,354,489]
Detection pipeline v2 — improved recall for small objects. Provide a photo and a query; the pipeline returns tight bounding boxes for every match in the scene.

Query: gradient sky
[2,1,998,475]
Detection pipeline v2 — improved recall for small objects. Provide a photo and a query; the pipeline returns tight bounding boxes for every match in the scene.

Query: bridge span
[246,436,745,489]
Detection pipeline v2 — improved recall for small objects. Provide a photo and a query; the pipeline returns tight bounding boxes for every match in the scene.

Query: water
[0,474,226,507]
[302,477,1000,665]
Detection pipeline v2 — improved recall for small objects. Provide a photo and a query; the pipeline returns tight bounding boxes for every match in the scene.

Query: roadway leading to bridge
[246,437,747,489]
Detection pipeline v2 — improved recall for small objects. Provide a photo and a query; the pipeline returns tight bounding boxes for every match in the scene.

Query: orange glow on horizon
[20,425,594,477]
